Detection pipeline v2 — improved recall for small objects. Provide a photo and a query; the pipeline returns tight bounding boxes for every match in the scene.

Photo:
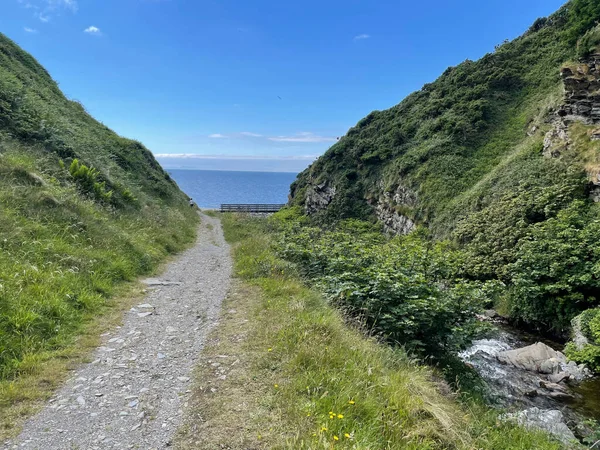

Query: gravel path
[4,213,231,450]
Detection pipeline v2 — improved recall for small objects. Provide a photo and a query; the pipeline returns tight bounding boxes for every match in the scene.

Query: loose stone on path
[4,213,231,450]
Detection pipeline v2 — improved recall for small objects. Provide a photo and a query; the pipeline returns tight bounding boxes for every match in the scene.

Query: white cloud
[353,34,370,41]
[240,132,262,137]
[24,27,38,33]
[18,0,78,21]
[84,26,101,35]
[268,132,336,143]
[208,133,226,138]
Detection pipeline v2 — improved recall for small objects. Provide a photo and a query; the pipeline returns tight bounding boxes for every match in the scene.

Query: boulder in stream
[497,342,591,381]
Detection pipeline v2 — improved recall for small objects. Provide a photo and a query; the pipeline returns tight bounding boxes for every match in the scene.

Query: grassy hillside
[0,31,198,416]
[290,0,600,336]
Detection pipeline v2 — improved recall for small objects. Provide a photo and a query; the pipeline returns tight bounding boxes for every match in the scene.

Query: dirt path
[4,213,231,450]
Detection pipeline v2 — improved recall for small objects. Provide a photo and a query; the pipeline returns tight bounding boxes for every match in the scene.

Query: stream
[459,322,600,443]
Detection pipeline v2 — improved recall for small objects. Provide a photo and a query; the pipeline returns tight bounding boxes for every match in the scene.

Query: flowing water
[460,323,600,424]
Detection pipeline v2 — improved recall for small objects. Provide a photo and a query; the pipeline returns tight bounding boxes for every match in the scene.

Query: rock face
[558,55,600,124]
[501,407,577,445]
[375,184,417,235]
[304,181,336,215]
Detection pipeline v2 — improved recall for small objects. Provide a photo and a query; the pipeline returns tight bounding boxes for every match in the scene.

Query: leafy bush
[506,201,600,333]
[276,222,496,356]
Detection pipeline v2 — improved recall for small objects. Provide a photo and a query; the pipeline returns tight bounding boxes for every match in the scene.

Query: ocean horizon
[167,169,298,209]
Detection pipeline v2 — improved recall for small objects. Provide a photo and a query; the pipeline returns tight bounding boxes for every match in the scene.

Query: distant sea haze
[168,169,298,209]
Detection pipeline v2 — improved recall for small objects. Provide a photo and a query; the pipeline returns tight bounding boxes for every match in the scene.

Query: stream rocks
[497,342,590,381]
[461,333,594,445]
[501,408,577,445]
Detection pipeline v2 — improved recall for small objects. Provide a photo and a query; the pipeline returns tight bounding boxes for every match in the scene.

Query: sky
[2,0,567,172]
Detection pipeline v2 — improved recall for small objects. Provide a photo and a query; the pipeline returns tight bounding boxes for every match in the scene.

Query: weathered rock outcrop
[304,181,336,215]
[375,184,417,235]
[558,55,600,124]
[542,56,600,160]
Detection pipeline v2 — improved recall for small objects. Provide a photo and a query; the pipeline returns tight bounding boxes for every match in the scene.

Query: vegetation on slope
[177,212,564,449]
[289,0,600,338]
[0,32,198,432]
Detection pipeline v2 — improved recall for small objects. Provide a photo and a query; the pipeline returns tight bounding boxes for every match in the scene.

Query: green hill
[0,32,197,389]
[290,0,600,339]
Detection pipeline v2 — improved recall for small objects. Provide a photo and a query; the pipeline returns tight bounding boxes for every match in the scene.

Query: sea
[167,169,298,209]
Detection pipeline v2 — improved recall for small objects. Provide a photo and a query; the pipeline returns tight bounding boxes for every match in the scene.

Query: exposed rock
[558,56,600,125]
[548,372,570,384]
[304,181,336,215]
[375,184,417,235]
[501,407,577,445]
[542,119,570,158]
[589,183,600,203]
[497,342,562,373]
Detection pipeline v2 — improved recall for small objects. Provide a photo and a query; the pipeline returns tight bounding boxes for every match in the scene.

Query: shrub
[506,201,600,333]
[277,223,496,356]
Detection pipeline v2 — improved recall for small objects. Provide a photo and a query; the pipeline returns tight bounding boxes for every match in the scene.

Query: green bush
[505,201,600,333]
[276,223,496,356]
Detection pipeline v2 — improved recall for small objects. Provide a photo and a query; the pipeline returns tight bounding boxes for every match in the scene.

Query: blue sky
[3,0,566,172]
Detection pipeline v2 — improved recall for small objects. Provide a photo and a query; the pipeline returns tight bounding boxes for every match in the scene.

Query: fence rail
[220,203,286,213]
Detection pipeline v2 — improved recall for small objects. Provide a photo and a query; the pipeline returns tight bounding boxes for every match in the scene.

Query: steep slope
[0,33,198,384]
[290,0,600,334]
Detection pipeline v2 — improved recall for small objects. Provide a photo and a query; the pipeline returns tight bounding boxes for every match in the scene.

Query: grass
[176,213,567,449]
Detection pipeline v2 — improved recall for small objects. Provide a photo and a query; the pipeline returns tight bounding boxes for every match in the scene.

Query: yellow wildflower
[348,400,355,405]
[267,348,273,352]
[274,384,279,388]
[344,433,351,439]
[334,436,339,441]
[337,414,344,419]
[321,426,328,432]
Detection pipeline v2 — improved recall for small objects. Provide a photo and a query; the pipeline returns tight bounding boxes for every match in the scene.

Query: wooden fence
[219,204,286,213]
